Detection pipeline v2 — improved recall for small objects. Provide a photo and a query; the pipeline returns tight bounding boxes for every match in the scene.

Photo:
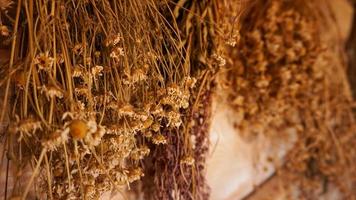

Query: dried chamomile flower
[117,103,135,117]
[142,116,154,129]
[74,85,89,97]
[151,122,160,132]
[161,84,190,109]
[16,117,42,135]
[165,110,182,128]
[69,119,88,140]
[34,52,54,71]
[105,33,122,46]
[127,167,144,183]
[42,129,69,151]
[110,47,124,60]
[114,169,129,185]
[112,34,122,46]
[38,85,64,99]
[180,155,195,166]
[183,76,197,89]
[91,65,103,77]
[150,104,164,116]
[107,101,119,110]
[72,65,84,78]
[226,30,240,47]
[84,124,106,147]
[84,185,97,200]
[212,53,226,67]
[85,56,92,66]
[152,134,167,145]
[107,124,124,135]
[130,146,150,160]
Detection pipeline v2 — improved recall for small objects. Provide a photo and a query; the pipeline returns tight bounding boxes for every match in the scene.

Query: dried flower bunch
[225,0,356,198]
[0,0,219,199]
[1,0,355,199]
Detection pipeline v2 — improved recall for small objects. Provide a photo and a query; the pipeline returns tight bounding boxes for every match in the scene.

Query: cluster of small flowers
[228,1,322,129]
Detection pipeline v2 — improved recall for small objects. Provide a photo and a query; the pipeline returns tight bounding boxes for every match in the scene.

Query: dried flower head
[39,85,64,99]
[42,129,69,151]
[105,33,122,46]
[160,84,190,109]
[165,110,182,128]
[180,155,195,166]
[183,77,197,89]
[212,53,226,67]
[152,134,167,145]
[127,167,144,183]
[110,47,124,60]
[34,52,54,71]
[130,146,150,160]
[117,103,135,117]
[84,124,105,146]
[18,117,42,134]
[142,117,154,129]
[91,65,103,77]
[72,65,84,78]
[69,120,88,140]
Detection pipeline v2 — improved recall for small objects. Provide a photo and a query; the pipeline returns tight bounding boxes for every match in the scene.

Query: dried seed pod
[69,120,88,139]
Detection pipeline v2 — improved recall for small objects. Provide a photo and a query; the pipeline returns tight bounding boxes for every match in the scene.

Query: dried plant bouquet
[0,0,355,199]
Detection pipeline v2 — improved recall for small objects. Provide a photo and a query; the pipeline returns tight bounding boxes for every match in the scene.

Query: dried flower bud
[0,25,10,36]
